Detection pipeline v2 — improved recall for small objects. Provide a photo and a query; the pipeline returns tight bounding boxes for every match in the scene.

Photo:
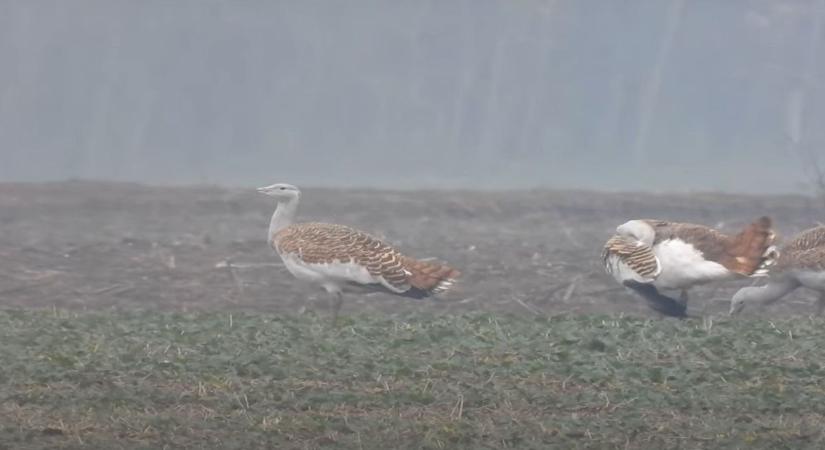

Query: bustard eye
[279,187,286,190]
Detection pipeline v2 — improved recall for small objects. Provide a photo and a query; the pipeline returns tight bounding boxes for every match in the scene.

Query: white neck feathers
[269,197,299,242]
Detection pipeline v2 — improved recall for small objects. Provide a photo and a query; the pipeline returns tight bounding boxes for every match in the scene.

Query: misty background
[1,0,823,193]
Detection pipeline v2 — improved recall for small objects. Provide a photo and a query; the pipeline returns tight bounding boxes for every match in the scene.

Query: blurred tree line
[0,0,823,193]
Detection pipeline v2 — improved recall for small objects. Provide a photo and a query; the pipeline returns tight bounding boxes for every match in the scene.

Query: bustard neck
[269,197,299,242]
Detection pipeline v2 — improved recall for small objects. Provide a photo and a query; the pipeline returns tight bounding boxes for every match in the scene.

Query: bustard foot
[330,292,344,326]
[816,293,825,316]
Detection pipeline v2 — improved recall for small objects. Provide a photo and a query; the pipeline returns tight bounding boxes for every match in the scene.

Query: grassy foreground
[1,310,824,449]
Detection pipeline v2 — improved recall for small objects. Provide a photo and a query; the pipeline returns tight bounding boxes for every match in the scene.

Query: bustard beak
[256,186,269,194]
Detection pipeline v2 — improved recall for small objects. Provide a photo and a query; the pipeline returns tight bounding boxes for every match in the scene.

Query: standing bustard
[602,217,776,317]
[729,225,825,315]
[257,183,460,319]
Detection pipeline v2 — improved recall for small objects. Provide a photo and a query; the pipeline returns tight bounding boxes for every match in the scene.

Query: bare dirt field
[1,181,822,318]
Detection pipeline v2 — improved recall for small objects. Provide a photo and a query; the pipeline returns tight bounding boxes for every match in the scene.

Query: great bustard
[729,225,825,315]
[602,217,776,317]
[257,183,460,319]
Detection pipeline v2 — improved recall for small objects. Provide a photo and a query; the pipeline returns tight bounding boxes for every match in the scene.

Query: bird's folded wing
[784,247,825,272]
[276,223,412,292]
[602,235,662,283]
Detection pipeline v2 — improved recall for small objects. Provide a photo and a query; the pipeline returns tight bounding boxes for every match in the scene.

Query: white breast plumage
[651,239,733,289]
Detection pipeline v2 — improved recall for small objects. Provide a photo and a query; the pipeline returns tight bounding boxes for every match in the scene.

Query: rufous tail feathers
[402,257,460,295]
[726,216,777,276]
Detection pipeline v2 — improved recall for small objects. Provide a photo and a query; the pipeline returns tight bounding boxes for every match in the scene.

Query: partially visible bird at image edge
[730,225,825,315]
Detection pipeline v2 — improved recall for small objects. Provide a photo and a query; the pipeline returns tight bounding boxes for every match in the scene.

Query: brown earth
[0,181,822,318]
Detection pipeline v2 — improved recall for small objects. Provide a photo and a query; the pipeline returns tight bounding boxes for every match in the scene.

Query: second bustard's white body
[603,217,776,317]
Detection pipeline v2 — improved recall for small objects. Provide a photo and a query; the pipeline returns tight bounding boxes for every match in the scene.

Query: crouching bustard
[602,217,776,318]
[258,183,460,319]
[729,225,825,315]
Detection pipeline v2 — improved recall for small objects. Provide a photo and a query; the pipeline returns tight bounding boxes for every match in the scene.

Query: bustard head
[257,183,301,201]
[616,220,655,246]
[729,287,751,315]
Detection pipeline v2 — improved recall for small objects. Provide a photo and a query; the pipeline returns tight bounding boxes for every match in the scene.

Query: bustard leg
[680,290,689,305]
[331,291,344,324]
[816,292,825,316]
[321,284,345,325]
[623,281,688,318]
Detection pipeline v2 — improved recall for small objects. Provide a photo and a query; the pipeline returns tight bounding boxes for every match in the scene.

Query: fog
[1,0,823,193]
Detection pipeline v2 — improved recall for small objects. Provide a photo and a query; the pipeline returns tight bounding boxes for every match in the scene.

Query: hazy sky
[1,0,823,193]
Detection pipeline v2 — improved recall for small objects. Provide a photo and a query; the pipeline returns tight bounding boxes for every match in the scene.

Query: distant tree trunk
[788,0,825,203]
[84,9,124,180]
[0,3,41,179]
[477,37,505,168]
[449,0,474,160]
[632,0,685,165]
